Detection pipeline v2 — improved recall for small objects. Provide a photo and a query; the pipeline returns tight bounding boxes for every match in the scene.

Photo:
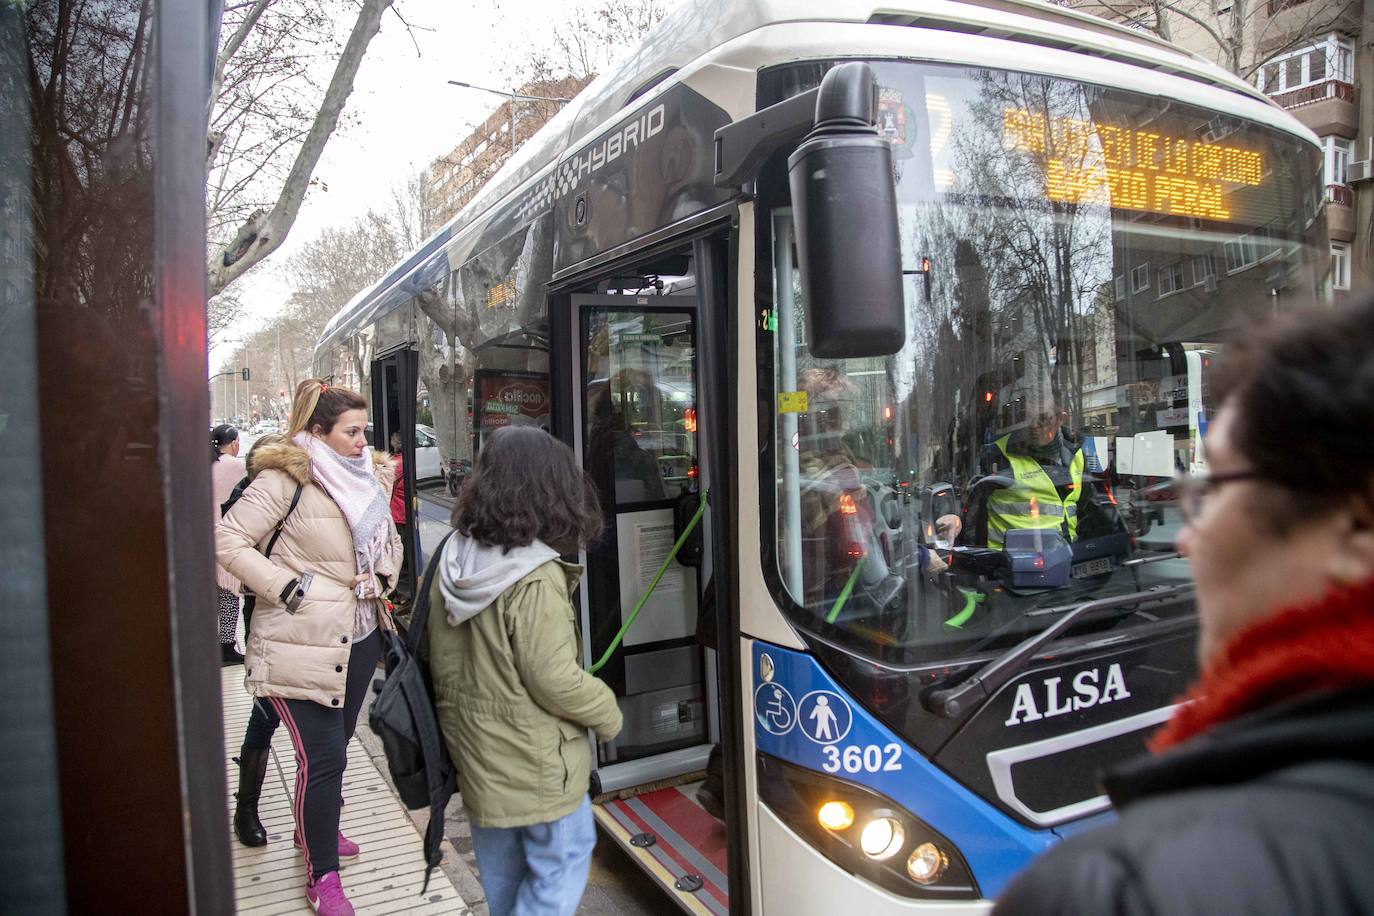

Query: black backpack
[369,530,458,893]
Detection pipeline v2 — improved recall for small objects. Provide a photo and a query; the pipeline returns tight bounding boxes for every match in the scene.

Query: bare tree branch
[208,0,394,297]
[210,0,271,128]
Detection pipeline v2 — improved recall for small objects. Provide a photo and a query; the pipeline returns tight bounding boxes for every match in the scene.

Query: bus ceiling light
[907,842,949,885]
[859,814,905,860]
[817,801,855,831]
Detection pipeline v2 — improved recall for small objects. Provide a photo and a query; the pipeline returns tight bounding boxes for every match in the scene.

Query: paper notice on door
[1116,430,1174,477]
[636,522,683,593]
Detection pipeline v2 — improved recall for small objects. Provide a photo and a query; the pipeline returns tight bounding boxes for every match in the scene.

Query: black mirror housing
[787,62,906,359]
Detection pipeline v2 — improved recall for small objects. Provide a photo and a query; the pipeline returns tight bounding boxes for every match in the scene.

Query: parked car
[364,423,442,481]
[414,425,441,481]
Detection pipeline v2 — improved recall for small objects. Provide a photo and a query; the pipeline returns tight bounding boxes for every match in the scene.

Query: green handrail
[944,587,985,629]
[825,558,866,624]
[588,489,709,675]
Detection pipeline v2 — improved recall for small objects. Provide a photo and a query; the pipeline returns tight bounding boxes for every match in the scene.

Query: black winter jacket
[993,686,1374,916]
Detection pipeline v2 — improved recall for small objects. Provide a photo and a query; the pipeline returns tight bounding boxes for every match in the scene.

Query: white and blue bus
[315,1,1328,911]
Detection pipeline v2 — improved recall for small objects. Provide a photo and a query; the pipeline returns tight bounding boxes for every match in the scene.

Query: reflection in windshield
[765,61,1327,665]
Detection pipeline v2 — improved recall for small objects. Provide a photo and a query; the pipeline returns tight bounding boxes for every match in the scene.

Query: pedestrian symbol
[754,682,797,737]
[797,690,852,745]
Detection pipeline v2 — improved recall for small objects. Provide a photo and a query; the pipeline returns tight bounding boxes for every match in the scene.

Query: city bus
[313,0,1329,911]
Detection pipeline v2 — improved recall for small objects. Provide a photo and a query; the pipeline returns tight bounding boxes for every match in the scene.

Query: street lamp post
[446,80,572,154]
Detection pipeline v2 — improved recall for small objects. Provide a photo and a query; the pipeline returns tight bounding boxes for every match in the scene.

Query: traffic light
[241,368,251,381]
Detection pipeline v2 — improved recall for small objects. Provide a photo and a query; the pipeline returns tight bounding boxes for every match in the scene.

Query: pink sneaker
[294,832,360,863]
[337,831,360,862]
[305,871,354,915]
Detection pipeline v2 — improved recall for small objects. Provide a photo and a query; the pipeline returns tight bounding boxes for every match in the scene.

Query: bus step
[593,783,728,916]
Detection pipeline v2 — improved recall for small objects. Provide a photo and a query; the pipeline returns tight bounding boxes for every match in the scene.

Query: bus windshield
[764,60,1328,667]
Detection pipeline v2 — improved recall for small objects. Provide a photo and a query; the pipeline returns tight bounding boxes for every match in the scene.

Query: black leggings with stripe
[267,629,380,882]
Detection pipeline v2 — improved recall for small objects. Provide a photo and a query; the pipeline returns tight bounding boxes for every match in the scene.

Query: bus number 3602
[820,743,903,774]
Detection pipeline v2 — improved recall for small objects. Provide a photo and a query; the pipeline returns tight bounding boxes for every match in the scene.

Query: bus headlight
[817,800,855,831]
[759,753,978,900]
[907,842,949,884]
[859,814,905,859]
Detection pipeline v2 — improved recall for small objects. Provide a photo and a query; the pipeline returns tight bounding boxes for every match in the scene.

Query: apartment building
[426,75,593,223]
[1069,0,1370,296]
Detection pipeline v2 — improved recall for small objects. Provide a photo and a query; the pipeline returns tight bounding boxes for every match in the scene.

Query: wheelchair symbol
[754,683,797,736]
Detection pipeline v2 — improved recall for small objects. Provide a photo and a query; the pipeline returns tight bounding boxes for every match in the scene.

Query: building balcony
[1326,183,1355,241]
[1268,80,1358,136]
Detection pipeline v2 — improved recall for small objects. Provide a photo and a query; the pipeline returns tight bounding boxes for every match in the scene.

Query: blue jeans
[469,796,596,916]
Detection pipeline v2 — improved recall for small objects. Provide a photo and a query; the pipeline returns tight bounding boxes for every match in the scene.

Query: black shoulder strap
[263,483,304,559]
[407,529,458,655]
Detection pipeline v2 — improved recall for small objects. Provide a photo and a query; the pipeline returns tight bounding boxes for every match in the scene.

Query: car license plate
[1071,557,1113,578]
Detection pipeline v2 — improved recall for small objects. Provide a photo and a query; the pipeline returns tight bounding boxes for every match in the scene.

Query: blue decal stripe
[751,641,1058,898]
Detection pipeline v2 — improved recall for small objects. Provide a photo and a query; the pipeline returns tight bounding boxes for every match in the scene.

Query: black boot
[221,643,245,667]
[233,747,269,847]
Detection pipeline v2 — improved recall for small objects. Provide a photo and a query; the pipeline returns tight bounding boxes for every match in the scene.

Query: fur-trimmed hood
[248,440,395,490]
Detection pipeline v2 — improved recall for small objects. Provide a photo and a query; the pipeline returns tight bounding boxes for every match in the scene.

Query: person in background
[424,426,622,916]
[221,433,286,849]
[388,429,413,608]
[218,379,402,916]
[212,424,247,666]
[992,299,1374,915]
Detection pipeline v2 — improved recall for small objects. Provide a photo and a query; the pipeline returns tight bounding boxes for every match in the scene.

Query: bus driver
[957,389,1117,552]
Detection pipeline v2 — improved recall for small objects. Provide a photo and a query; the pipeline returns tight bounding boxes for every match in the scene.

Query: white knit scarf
[294,432,393,586]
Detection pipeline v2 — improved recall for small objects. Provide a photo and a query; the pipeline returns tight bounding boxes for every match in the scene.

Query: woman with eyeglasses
[993,299,1374,916]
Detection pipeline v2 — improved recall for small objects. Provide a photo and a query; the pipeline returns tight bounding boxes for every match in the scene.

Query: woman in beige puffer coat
[217,379,401,916]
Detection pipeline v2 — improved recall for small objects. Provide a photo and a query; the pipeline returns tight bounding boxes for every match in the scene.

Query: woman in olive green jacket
[424,427,622,916]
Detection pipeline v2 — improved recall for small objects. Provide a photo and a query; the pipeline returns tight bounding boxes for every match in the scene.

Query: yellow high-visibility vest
[987,434,1084,550]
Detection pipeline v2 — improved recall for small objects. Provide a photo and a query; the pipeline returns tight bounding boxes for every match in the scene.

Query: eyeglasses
[1173,469,1265,521]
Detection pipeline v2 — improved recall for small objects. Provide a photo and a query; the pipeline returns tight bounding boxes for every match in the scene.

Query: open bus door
[371,348,420,604]
[566,279,733,914]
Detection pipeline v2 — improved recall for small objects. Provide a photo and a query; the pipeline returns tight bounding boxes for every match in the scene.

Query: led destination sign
[1002,108,1264,220]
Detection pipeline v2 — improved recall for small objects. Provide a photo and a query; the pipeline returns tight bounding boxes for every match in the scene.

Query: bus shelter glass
[765,61,1328,666]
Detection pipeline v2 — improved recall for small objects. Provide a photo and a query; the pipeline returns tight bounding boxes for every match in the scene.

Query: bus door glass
[370,348,419,601]
[573,294,708,772]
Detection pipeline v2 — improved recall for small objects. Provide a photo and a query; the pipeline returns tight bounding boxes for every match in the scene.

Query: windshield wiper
[925,583,1194,719]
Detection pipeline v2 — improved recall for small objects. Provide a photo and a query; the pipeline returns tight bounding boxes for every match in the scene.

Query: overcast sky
[210,0,644,369]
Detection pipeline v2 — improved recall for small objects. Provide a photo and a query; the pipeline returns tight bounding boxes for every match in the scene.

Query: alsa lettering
[1003,664,1131,726]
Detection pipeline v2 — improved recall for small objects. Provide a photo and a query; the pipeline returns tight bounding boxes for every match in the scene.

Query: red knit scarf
[1150,577,1374,753]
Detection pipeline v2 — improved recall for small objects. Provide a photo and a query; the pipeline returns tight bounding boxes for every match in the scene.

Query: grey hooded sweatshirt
[437,533,560,626]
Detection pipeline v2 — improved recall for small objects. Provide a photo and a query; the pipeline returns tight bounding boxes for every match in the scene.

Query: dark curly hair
[1213,295,1374,529]
[454,426,603,554]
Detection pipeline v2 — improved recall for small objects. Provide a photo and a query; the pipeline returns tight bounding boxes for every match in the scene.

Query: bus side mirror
[787,62,905,359]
